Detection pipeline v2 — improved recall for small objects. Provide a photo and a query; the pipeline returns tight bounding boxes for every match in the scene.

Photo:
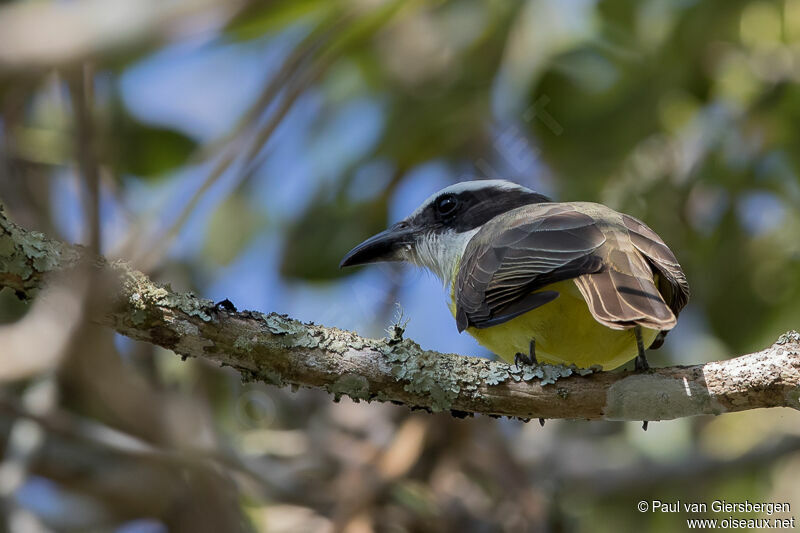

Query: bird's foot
[514,339,538,368]
[634,326,649,371]
[513,352,534,367]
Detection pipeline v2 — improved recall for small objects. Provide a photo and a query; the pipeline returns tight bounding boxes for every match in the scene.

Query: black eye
[435,195,458,217]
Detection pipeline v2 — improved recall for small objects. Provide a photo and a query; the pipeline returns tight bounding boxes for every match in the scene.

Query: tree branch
[1,204,799,422]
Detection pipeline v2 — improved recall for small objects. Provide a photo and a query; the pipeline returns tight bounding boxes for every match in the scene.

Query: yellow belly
[450,280,659,370]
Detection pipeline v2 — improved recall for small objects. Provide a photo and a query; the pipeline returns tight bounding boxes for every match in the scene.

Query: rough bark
[2,204,799,422]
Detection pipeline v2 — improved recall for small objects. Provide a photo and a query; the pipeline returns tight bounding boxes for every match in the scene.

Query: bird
[339,179,689,370]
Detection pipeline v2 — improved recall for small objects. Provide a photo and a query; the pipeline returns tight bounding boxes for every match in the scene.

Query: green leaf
[108,101,197,178]
[117,125,197,177]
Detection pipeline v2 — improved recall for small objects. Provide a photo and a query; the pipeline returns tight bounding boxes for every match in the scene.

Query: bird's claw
[514,339,538,368]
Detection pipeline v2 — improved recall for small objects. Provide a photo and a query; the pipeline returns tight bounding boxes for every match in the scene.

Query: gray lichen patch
[234,335,257,353]
[172,318,200,338]
[0,232,21,275]
[506,361,579,385]
[261,313,308,336]
[0,232,15,256]
[0,211,81,290]
[480,365,510,386]
[378,340,471,412]
[160,291,213,322]
[261,313,335,352]
[374,336,587,411]
[20,233,68,273]
[0,234,34,282]
[260,312,381,355]
[377,340,525,411]
[329,374,370,402]
[777,330,800,346]
[118,266,213,324]
[605,374,723,421]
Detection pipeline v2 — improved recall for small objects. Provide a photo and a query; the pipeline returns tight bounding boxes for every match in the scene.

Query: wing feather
[455,205,606,331]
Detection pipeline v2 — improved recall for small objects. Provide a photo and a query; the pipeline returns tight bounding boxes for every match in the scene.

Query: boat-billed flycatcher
[340,180,689,370]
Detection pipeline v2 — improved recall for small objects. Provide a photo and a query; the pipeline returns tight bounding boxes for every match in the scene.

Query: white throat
[408,229,479,286]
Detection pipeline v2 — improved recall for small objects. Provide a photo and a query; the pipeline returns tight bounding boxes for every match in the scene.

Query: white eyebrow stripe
[409,180,534,219]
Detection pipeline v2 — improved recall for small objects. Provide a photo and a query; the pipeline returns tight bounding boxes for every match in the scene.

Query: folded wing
[455,204,605,331]
[455,205,689,335]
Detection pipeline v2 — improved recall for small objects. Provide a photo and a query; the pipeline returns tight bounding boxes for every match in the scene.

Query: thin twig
[67,64,101,254]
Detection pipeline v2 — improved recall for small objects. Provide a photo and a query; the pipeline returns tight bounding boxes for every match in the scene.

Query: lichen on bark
[2,203,800,422]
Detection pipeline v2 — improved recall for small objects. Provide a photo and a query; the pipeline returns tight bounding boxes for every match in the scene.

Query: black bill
[339,222,415,268]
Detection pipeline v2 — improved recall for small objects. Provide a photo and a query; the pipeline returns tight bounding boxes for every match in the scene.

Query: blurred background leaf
[108,103,199,179]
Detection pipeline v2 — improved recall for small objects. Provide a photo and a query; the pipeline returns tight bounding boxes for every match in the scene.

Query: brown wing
[621,214,690,317]
[455,204,606,331]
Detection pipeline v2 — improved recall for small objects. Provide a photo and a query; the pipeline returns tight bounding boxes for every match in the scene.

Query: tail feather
[574,254,676,331]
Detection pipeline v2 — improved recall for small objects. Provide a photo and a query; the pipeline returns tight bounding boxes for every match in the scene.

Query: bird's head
[340,179,550,281]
